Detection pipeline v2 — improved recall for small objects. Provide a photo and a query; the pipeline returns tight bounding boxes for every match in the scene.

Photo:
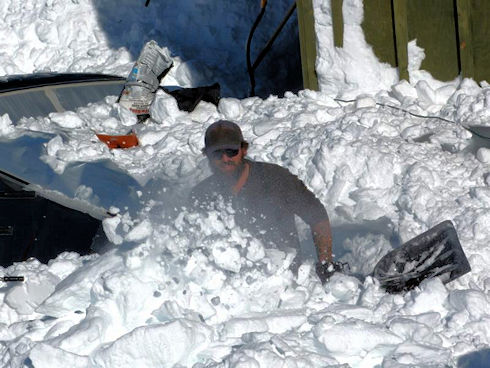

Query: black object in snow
[160,83,221,112]
[1,276,24,282]
[372,220,471,293]
[0,176,102,267]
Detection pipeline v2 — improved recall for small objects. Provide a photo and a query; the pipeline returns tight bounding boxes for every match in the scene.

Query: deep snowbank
[0,0,490,367]
[1,78,490,367]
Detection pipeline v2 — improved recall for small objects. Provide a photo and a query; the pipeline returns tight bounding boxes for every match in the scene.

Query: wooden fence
[294,0,488,86]
[296,0,319,90]
[330,0,490,83]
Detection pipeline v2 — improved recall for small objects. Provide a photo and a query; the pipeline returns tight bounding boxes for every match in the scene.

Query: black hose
[246,2,267,97]
[334,98,487,139]
[252,2,297,71]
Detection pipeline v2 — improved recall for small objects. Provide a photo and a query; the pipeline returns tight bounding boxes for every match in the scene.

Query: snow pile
[0,0,490,367]
[0,0,131,77]
[0,0,300,97]
[2,79,490,367]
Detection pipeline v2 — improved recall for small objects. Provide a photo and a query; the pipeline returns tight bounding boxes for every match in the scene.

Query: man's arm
[312,219,333,263]
[270,164,333,262]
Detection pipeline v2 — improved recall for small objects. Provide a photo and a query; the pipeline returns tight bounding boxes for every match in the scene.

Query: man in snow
[189,120,338,282]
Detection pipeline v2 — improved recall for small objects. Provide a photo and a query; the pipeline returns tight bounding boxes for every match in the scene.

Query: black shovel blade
[372,221,471,293]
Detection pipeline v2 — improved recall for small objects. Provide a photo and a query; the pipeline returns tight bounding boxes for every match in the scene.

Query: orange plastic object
[96,133,139,149]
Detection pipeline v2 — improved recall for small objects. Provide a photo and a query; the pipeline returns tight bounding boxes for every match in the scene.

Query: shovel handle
[261,0,268,9]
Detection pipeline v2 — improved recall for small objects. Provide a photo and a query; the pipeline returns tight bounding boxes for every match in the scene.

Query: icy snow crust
[1,0,490,367]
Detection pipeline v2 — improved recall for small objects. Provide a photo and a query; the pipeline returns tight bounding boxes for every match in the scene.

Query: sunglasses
[208,148,240,160]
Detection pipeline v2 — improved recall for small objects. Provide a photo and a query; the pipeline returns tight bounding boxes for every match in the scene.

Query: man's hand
[315,261,345,284]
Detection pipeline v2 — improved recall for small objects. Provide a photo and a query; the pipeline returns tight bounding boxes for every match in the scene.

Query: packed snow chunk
[470,187,490,207]
[49,111,85,129]
[102,214,124,245]
[261,311,308,334]
[218,340,339,368]
[114,102,138,127]
[448,289,490,321]
[5,264,59,315]
[223,310,308,338]
[341,233,393,276]
[150,90,186,124]
[218,97,244,120]
[313,318,403,356]
[28,343,89,368]
[324,273,361,303]
[476,147,490,163]
[245,238,266,262]
[253,119,283,137]
[136,129,167,146]
[222,318,268,338]
[45,134,64,157]
[407,40,425,77]
[50,312,113,356]
[401,278,449,317]
[88,270,166,335]
[388,316,442,346]
[93,319,213,368]
[0,113,16,136]
[47,253,86,280]
[435,84,458,105]
[400,123,431,141]
[390,80,418,102]
[388,341,451,366]
[355,95,376,109]
[211,242,242,273]
[416,80,437,107]
[36,252,123,317]
[125,219,153,242]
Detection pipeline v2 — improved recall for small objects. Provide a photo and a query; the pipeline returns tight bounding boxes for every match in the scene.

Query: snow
[0,0,490,367]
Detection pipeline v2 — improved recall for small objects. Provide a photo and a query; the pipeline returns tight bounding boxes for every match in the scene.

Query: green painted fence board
[407,0,459,81]
[362,0,397,67]
[296,0,319,91]
[469,0,490,83]
[332,0,344,48]
[456,0,474,79]
[393,0,409,81]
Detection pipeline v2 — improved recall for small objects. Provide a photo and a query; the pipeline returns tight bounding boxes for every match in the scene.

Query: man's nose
[221,153,232,161]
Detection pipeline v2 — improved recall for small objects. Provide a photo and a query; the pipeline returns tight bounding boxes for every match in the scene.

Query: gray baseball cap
[204,120,244,153]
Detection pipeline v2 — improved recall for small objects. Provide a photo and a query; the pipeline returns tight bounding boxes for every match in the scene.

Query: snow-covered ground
[1,0,490,367]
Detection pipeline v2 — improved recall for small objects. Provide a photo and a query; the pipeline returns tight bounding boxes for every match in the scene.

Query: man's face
[208,147,246,176]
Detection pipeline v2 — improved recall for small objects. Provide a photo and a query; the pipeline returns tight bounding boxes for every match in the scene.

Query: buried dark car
[0,73,133,267]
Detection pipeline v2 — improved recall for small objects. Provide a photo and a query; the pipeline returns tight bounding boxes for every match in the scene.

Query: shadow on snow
[91,0,302,98]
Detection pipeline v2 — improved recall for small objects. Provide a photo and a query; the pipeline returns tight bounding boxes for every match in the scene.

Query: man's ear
[241,141,249,156]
